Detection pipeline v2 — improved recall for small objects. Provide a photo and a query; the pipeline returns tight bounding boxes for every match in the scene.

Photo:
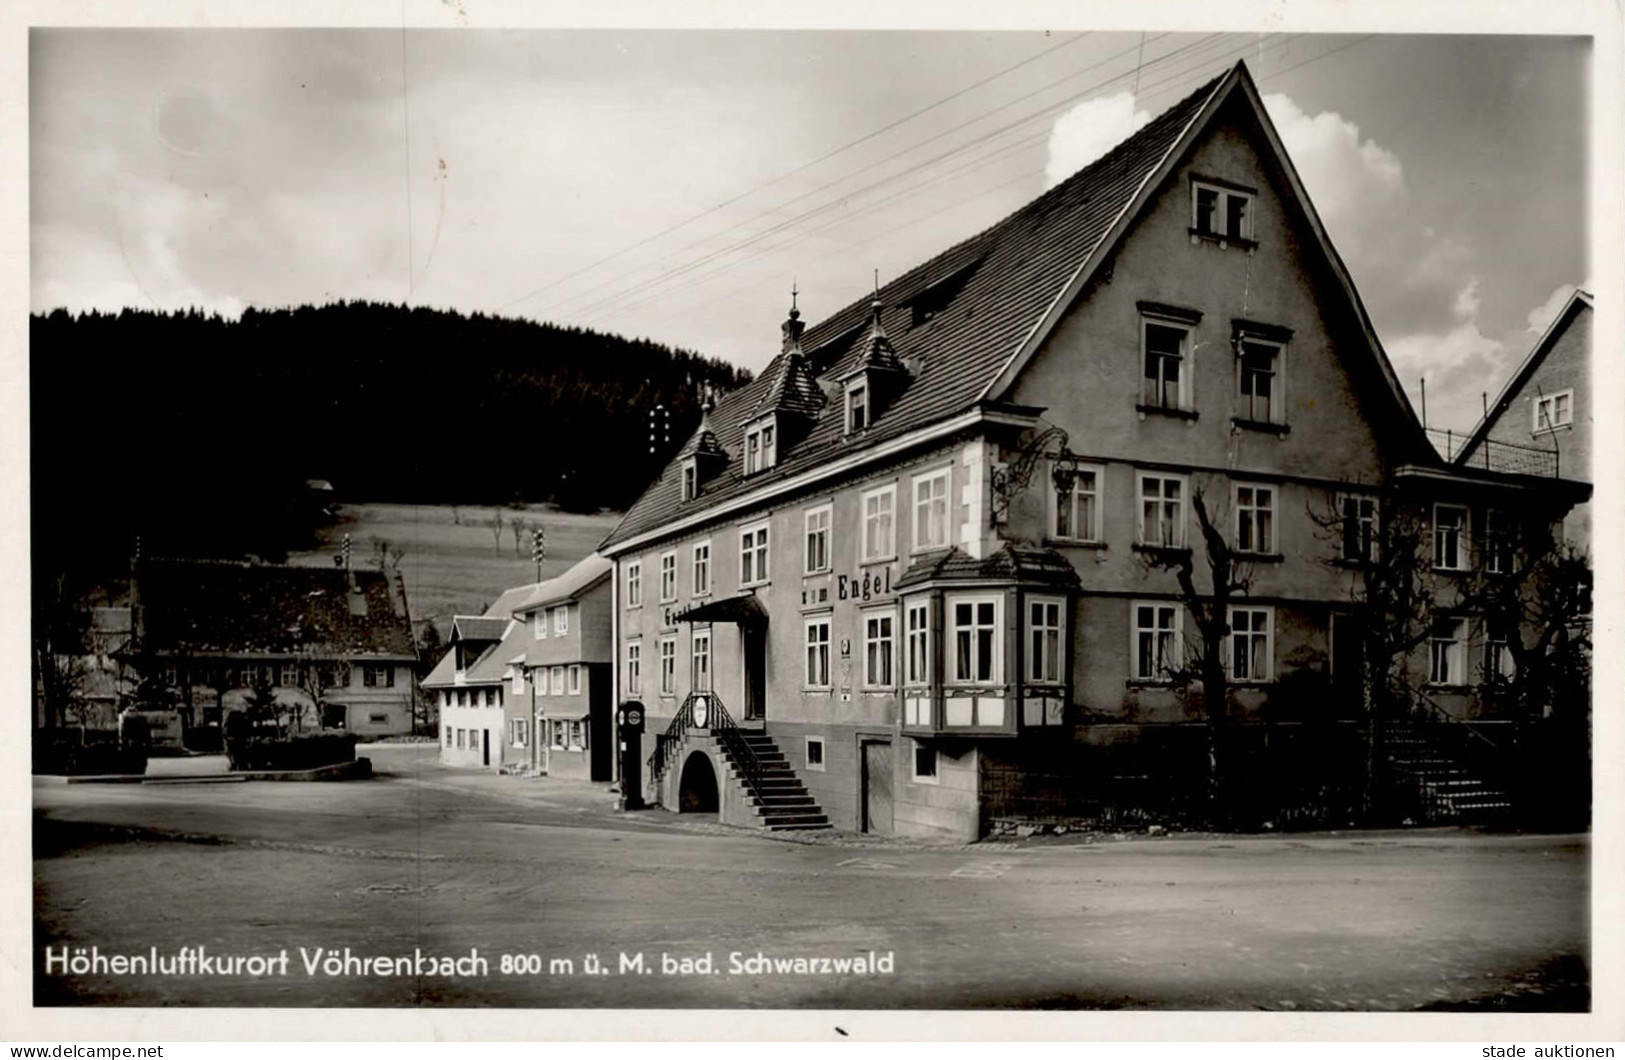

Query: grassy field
[286,502,622,635]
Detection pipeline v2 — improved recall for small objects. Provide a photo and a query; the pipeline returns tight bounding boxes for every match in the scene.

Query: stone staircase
[1385,720,1513,823]
[719,730,831,831]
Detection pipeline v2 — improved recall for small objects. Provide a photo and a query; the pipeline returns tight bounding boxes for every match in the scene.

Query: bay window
[950,595,1001,685]
[1026,597,1064,683]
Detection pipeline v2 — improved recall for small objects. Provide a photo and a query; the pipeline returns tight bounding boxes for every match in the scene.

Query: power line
[630,34,1363,331]
[526,34,1184,322]
[494,31,1094,313]
[574,33,1266,326]
[561,34,1225,325]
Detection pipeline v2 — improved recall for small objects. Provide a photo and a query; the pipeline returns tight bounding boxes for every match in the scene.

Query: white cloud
[1261,93,1403,248]
[1387,322,1503,381]
[1524,279,1592,333]
[1452,278,1481,322]
[1043,92,1151,189]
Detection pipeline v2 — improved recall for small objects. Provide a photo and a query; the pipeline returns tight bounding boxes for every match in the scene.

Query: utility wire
[495,32,1093,313]
[560,34,1222,325]
[525,34,1182,321]
[633,34,1362,330]
[573,33,1255,326]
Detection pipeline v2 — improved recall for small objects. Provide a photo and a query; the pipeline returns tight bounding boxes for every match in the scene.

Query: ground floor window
[1133,602,1182,681]
[1227,606,1273,682]
[911,741,938,784]
[553,721,567,749]
[626,640,642,696]
[569,720,585,749]
[1485,630,1517,682]
[864,610,895,688]
[691,630,711,693]
[444,727,452,747]
[1429,616,1467,685]
[511,719,528,747]
[456,729,465,749]
[659,637,676,696]
[805,617,831,688]
[805,736,825,772]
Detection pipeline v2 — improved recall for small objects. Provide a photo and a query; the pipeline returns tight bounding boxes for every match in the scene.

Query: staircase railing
[649,693,698,785]
[707,695,768,804]
[646,689,769,804]
[1399,690,1515,818]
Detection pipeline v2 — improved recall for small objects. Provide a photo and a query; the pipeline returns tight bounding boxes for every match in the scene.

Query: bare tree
[490,507,505,554]
[1310,492,1437,815]
[32,571,90,730]
[1456,517,1590,725]
[511,517,527,558]
[370,538,405,571]
[1139,488,1254,821]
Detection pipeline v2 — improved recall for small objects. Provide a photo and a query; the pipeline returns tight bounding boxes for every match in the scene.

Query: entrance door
[743,625,767,722]
[861,740,894,835]
[481,729,490,767]
[1329,612,1366,715]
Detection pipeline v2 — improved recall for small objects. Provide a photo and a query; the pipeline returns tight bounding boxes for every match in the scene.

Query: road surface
[33,744,1588,1009]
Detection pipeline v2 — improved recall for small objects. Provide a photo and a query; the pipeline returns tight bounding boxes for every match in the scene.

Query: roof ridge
[717,73,1231,397]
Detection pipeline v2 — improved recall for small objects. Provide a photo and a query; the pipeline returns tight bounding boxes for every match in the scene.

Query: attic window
[744,420,776,475]
[681,459,698,501]
[846,382,869,434]
[1191,178,1255,245]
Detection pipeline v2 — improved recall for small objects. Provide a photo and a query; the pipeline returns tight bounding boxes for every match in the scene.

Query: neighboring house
[128,558,419,736]
[512,554,615,781]
[599,62,1587,839]
[1454,288,1592,551]
[423,608,526,771]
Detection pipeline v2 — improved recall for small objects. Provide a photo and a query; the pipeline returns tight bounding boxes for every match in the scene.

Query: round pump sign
[691,696,709,728]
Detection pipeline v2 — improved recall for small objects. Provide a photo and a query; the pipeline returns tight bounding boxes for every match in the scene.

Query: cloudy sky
[30,29,1589,434]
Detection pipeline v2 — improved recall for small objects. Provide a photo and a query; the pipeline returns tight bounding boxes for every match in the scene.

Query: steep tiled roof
[136,559,416,658]
[843,302,907,378]
[512,553,614,614]
[751,348,826,420]
[601,70,1228,551]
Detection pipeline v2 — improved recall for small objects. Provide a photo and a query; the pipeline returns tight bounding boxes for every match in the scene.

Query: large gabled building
[598,62,1588,839]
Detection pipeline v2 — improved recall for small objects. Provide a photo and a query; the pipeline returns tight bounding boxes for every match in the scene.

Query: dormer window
[847,382,869,433]
[744,420,776,475]
[680,459,698,502]
[1191,178,1255,245]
